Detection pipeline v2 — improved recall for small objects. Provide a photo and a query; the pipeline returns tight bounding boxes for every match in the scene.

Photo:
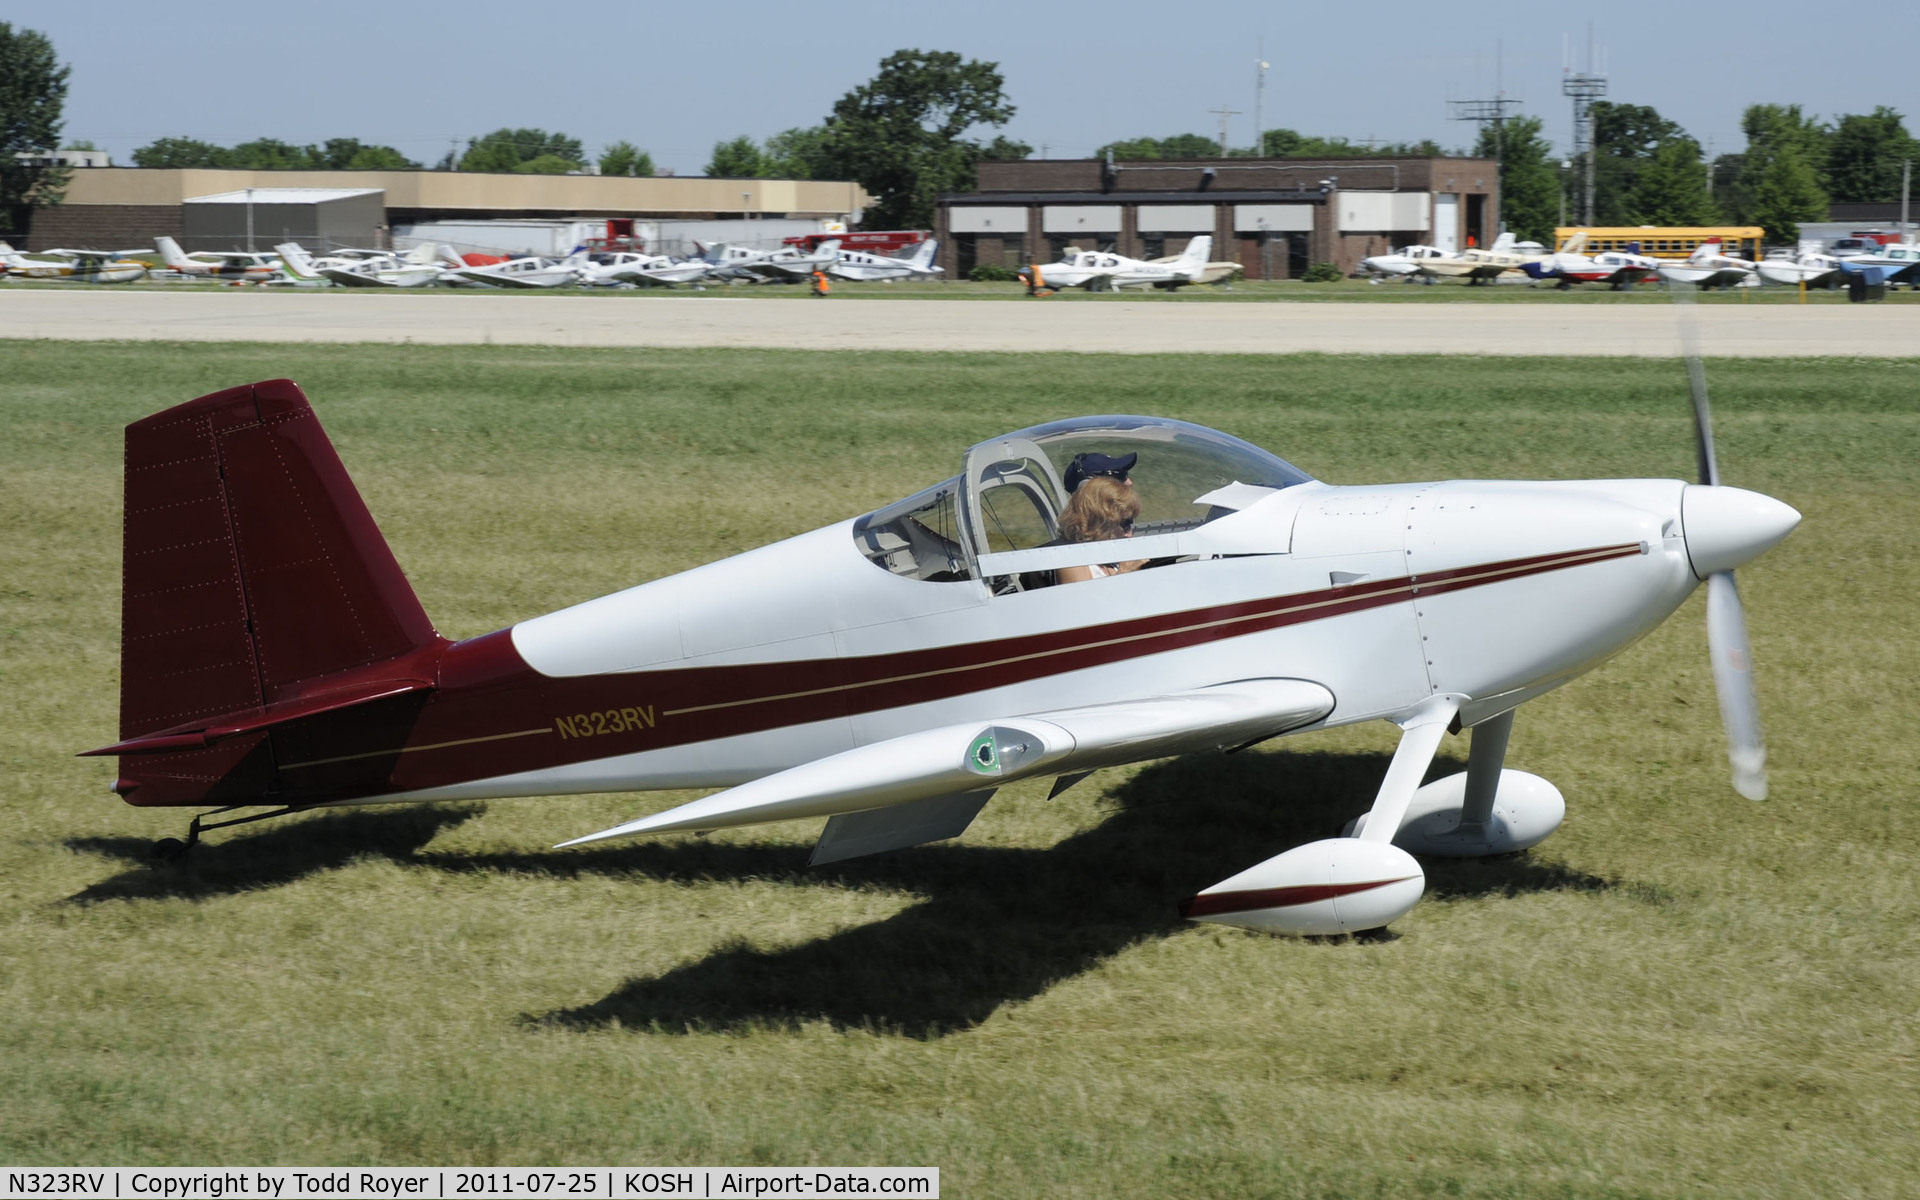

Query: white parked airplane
[727,239,846,283]
[96,357,1796,937]
[577,251,713,287]
[1360,245,1455,282]
[1832,240,1920,285]
[154,236,282,283]
[1657,242,1757,289]
[1756,250,1842,289]
[1026,236,1215,291]
[449,252,591,289]
[1416,232,1545,284]
[829,239,943,282]
[1520,233,1660,290]
[1,243,147,283]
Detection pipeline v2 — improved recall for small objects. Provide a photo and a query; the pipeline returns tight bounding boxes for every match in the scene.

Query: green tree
[598,140,654,177]
[1826,107,1915,203]
[513,154,579,175]
[459,128,581,172]
[1476,115,1556,243]
[705,135,766,177]
[318,138,416,170]
[1627,135,1719,225]
[132,136,228,168]
[1590,102,1681,224]
[0,22,72,230]
[1097,134,1221,160]
[980,134,1031,161]
[227,138,322,169]
[814,49,1016,229]
[344,145,415,170]
[1240,129,1443,158]
[763,126,832,178]
[1739,104,1828,243]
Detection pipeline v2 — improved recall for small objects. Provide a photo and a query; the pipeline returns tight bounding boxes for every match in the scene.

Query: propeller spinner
[1676,295,1800,800]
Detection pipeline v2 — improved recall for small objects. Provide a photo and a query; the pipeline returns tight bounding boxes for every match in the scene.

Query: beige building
[25,169,870,251]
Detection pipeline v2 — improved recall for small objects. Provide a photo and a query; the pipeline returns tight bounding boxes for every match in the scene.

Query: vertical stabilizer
[155,236,196,271]
[120,379,440,742]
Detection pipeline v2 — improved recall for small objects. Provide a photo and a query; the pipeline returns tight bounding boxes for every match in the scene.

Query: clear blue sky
[13,0,1918,174]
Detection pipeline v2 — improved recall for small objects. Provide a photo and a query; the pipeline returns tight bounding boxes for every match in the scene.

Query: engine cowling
[1181,838,1425,935]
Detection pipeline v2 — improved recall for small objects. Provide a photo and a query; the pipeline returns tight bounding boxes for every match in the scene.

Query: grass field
[8,275,1918,303]
[2,341,1916,1196]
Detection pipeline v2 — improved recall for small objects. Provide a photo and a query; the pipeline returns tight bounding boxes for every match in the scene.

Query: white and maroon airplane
[89,380,1798,935]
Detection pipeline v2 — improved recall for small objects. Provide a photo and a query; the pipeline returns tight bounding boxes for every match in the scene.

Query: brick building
[936,156,1500,279]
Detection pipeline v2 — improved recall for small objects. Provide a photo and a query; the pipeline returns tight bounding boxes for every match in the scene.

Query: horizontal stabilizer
[810,789,996,866]
[558,678,1333,848]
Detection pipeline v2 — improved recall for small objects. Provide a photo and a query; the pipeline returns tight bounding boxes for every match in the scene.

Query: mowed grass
[0,341,1916,1195]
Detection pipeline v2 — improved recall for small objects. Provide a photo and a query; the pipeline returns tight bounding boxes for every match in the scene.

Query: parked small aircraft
[829,239,942,282]
[1657,241,1757,289]
[577,251,712,287]
[1416,232,1545,284]
[0,243,147,283]
[1360,244,1454,282]
[89,359,1797,936]
[728,239,845,283]
[1521,233,1659,290]
[1024,236,1215,291]
[275,243,445,289]
[1832,240,1920,286]
[449,251,591,289]
[1756,250,1842,289]
[154,236,282,282]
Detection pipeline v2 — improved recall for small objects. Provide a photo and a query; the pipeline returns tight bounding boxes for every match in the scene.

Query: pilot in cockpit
[1057,452,1148,584]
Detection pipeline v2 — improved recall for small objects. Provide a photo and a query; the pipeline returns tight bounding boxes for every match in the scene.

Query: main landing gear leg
[1374,706,1565,857]
[1458,708,1515,832]
[1345,697,1459,841]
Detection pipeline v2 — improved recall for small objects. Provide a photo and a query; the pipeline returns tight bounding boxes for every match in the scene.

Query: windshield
[1002,415,1311,537]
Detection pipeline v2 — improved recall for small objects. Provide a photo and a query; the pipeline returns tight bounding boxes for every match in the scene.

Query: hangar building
[22,169,870,253]
[935,156,1500,279]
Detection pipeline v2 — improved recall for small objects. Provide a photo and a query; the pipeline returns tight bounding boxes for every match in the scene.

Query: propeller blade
[1673,288,1721,486]
[1706,571,1767,800]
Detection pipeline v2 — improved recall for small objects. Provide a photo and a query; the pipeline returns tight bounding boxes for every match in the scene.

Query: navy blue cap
[1064,451,1137,493]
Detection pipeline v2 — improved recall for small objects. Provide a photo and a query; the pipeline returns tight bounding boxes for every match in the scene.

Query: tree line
[1485,102,1915,245]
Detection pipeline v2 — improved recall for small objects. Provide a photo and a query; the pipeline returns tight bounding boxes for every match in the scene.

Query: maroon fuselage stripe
[121,542,1643,805]
[1179,875,1420,918]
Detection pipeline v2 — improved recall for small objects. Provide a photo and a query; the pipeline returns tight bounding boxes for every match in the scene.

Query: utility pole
[1254,42,1270,155]
[1903,159,1912,239]
[1448,40,1521,176]
[1208,105,1242,158]
[1561,24,1608,225]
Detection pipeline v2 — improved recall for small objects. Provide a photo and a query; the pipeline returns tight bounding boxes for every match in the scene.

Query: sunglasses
[1120,518,1135,532]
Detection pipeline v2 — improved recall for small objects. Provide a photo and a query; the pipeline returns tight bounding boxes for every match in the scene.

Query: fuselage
[124,475,1703,812]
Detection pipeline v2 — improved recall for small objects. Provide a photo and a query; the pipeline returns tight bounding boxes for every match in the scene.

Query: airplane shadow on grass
[64,805,482,904]
[451,749,1616,1039]
[63,750,1622,1037]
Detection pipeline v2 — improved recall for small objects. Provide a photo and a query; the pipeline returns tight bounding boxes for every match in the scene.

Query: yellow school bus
[1554,227,1764,259]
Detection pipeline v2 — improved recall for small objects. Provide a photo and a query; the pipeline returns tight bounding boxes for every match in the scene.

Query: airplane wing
[557,678,1334,853]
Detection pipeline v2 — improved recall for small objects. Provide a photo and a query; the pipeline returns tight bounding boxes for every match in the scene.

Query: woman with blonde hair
[1056,475,1147,584]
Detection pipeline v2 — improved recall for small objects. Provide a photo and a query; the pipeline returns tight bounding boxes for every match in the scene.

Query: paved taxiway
[1,290,1911,355]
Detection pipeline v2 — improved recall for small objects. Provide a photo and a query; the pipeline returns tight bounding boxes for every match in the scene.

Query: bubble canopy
[854,416,1313,584]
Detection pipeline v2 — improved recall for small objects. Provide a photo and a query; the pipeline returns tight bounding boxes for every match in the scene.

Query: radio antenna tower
[1448,40,1522,173]
[1562,24,1608,225]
